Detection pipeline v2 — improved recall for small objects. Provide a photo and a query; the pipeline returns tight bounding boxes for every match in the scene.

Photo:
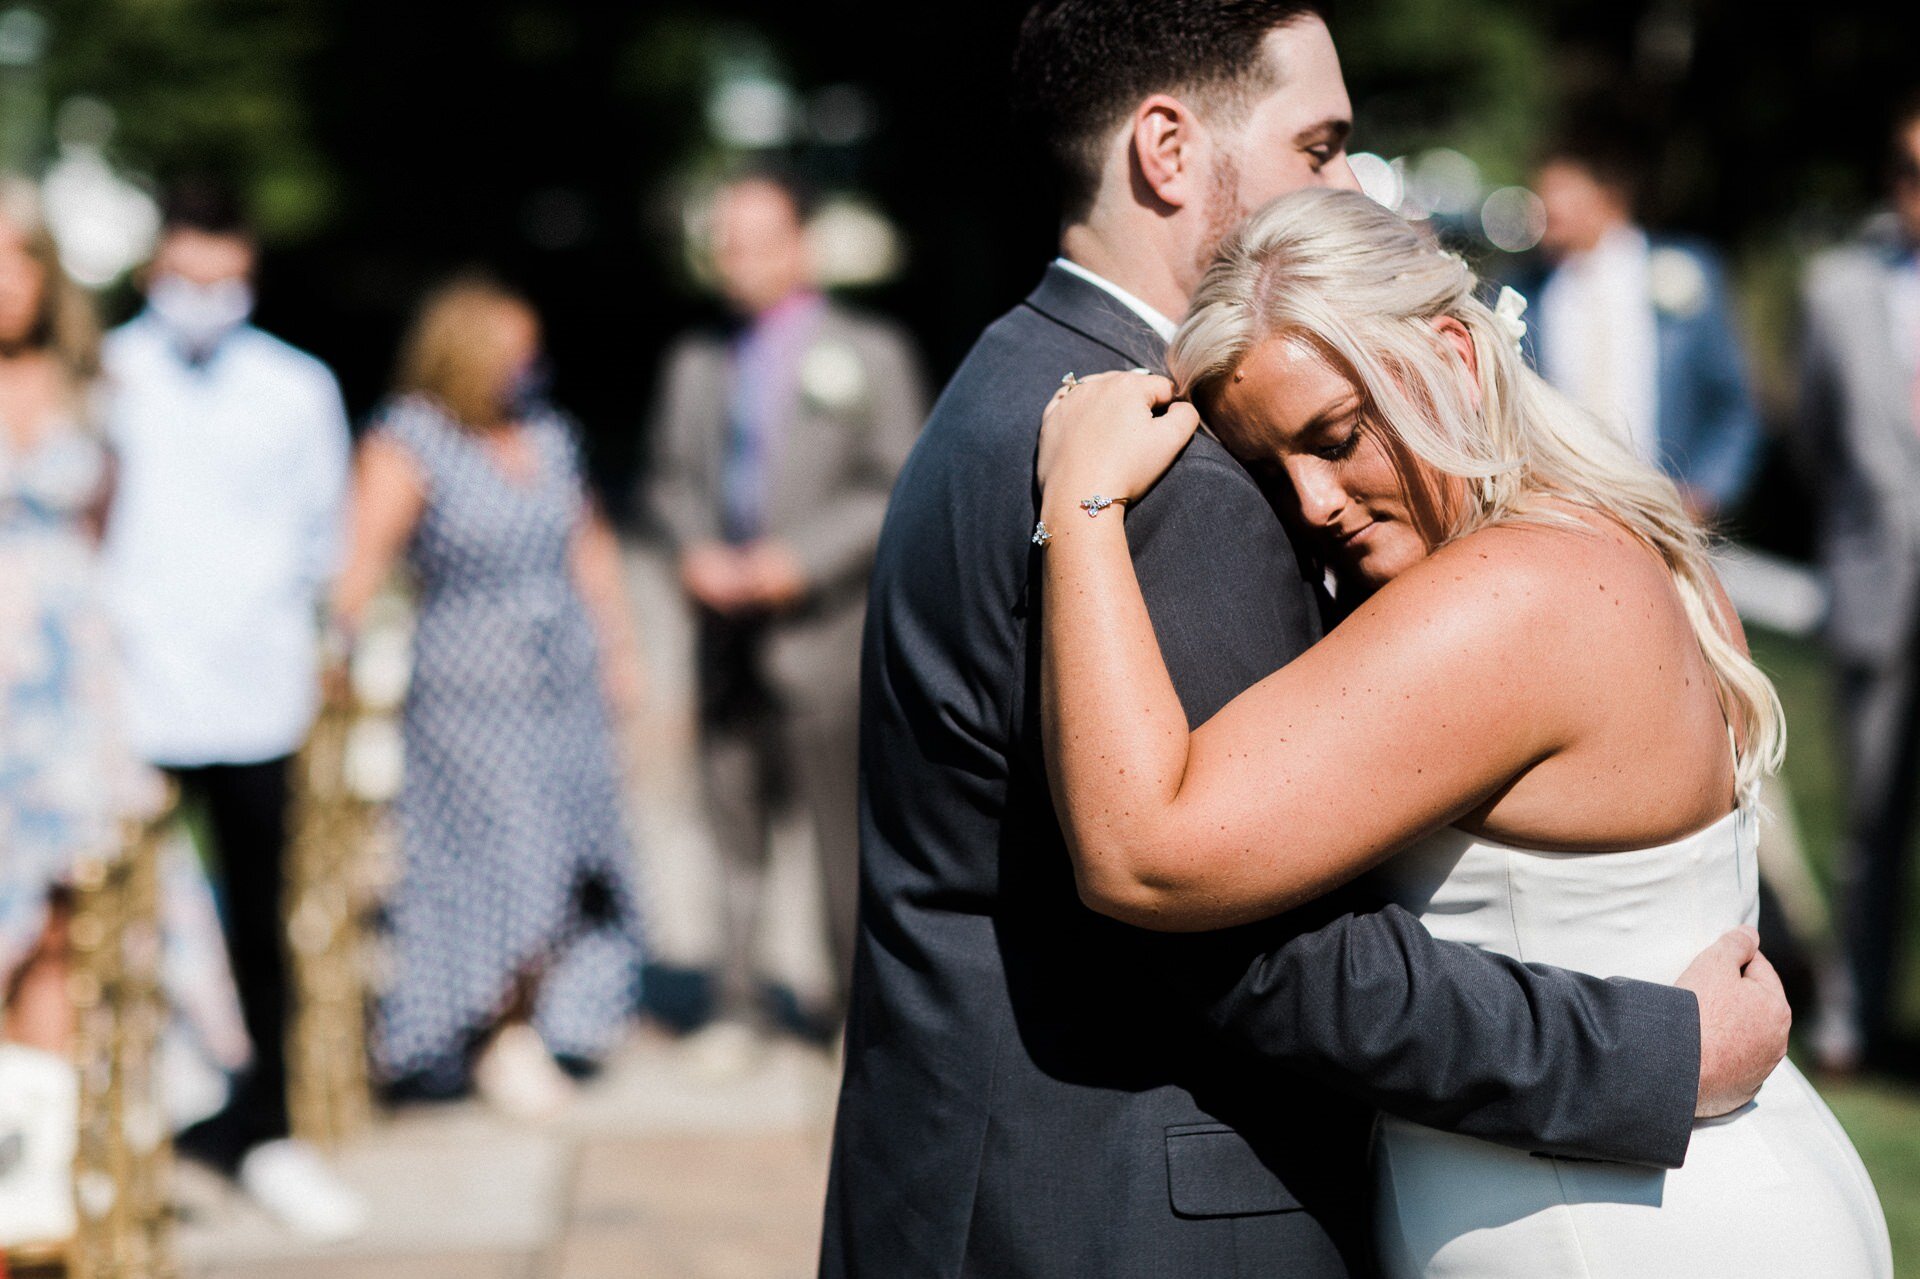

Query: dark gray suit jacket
[821,265,1700,1278]
[1797,214,1920,665]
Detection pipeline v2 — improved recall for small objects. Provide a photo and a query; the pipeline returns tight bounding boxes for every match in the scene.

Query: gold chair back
[64,803,176,1279]
[285,690,376,1148]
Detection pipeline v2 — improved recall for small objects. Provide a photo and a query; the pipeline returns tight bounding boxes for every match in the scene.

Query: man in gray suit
[1798,96,1920,1070]
[647,171,926,1041]
[822,3,1789,1275]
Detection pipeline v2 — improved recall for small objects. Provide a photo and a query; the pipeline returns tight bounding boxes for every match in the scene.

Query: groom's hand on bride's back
[1678,926,1792,1118]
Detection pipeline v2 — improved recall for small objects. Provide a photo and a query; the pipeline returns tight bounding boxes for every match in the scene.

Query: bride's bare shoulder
[1360,506,1673,653]
[1439,507,1663,583]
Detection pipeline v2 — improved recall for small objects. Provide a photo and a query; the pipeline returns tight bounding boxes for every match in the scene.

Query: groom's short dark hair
[161,179,251,239]
[1012,0,1326,222]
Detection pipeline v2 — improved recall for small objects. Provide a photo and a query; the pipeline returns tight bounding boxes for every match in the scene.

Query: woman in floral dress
[0,182,128,1044]
[0,179,246,1102]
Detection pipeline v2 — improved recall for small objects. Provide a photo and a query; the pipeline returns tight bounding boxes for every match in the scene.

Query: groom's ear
[1132,94,1202,210]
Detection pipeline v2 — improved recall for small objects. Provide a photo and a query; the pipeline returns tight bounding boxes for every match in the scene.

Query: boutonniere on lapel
[1647,247,1709,320]
[799,341,868,413]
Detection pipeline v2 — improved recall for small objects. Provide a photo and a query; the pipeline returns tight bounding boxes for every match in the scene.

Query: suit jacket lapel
[767,304,868,534]
[1864,256,1920,466]
[1022,264,1170,374]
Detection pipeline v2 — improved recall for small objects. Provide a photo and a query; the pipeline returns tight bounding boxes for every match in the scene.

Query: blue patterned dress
[371,397,645,1084]
[0,420,123,976]
[1,415,252,1117]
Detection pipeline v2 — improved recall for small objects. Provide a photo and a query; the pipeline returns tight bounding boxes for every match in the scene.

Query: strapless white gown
[1368,807,1892,1277]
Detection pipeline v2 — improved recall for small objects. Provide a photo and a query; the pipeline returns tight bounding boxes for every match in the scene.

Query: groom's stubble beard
[1192,147,1247,292]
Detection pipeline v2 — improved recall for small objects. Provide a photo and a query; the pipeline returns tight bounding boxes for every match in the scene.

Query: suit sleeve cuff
[1593,978,1699,1169]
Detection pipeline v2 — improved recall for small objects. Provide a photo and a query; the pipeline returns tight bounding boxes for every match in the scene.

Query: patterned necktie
[722,331,768,544]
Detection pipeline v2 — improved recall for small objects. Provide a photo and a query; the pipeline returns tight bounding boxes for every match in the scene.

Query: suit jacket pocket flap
[1164,1124,1301,1218]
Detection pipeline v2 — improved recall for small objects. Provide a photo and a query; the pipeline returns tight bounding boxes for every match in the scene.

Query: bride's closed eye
[1313,418,1363,462]
[1314,434,1359,463]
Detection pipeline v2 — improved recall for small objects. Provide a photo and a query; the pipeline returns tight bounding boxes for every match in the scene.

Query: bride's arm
[1038,377,1570,931]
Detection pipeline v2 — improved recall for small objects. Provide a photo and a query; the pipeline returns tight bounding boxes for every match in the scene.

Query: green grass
[1824,1084,1920,1265]
[1751,629,1920,1268]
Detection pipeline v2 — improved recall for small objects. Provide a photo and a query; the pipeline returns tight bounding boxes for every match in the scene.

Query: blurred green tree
[39,0,334,240]
[1338,0,1550,188]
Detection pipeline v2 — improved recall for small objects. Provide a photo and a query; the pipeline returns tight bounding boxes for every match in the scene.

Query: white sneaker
[473,1023,576,1122]
[237,1138,369,1242]
[682,1019,764,1082]
[0,1045,78,1248]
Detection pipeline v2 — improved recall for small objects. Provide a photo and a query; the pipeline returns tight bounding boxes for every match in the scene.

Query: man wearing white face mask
[99,185,366,1241]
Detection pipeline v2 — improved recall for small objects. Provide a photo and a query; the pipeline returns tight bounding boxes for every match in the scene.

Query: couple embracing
[822,2,1892,1275]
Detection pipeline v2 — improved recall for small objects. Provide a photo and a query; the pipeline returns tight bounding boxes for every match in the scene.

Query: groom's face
[1194,19,1358,268]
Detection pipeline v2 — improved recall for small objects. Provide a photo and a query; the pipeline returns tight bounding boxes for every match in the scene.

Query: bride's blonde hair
[1168,187,1782,801]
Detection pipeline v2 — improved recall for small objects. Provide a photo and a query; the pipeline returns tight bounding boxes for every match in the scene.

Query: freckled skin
[1036,355,1753,930]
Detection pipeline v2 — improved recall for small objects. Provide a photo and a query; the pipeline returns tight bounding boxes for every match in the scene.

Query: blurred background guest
[332,276,647,1120]
[0,176,118,1058]
[1795,95,1920,1074]
[0,176,251,1247]
[98,185,364,1239]
[644,171,924,1061]
[1526,139,1763,522]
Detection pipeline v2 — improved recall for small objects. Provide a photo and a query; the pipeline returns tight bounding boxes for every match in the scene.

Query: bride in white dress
[1032,187,1891,1276]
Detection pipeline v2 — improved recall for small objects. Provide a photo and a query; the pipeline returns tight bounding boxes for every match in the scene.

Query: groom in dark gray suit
[822,4,1791,1275]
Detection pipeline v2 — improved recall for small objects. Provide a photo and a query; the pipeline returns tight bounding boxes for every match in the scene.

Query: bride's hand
[1037,371,1201,508]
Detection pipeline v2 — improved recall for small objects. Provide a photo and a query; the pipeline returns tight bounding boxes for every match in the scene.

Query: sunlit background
[10,0,1920,1274]
[17,0,1919,529]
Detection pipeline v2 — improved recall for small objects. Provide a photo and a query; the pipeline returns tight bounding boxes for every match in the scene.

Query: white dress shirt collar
[1586,224,1652,286]
[1051,257,1180,344]
[1538,225,1661,464]
[1887,252,1920,384]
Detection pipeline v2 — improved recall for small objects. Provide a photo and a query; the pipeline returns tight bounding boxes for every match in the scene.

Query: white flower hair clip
[1492,285,1529,352]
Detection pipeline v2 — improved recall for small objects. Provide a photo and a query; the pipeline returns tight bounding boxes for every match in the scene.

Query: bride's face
[1208,336,1459,591]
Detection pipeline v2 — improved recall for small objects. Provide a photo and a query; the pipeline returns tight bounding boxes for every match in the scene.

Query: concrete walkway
[176,1028,838,1279]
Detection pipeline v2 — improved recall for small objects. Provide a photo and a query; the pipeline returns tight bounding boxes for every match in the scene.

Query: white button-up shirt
[1052,257,1180,345]
[1538,225,1662,464]
[101,314,351,766]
